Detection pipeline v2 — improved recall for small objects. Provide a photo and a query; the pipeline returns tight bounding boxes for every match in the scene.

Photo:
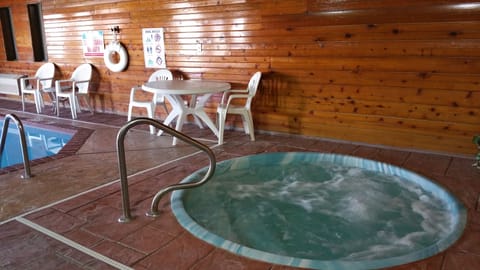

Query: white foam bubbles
[184,156,462,261]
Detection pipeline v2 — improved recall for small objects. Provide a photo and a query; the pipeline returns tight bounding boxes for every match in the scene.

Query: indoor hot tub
[171,152,467,270]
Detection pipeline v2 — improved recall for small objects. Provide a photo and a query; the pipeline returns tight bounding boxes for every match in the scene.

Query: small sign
[142,28,166,68]
[81,31,105,57]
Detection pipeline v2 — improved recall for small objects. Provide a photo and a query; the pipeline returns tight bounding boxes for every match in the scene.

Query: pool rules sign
[81,31,105,57]
[142,28,166,68]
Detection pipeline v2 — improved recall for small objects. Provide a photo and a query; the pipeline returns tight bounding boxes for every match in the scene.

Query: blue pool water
[0,121,73,168]
[172,152,466,270]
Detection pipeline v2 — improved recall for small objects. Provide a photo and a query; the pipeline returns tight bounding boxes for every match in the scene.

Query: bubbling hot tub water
[172,152,466,270]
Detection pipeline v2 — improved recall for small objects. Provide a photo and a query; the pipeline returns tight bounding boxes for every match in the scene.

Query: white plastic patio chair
[127,69,173,134]
[55,63,93,119]
[216,71,262,144]
[20,62,55,114]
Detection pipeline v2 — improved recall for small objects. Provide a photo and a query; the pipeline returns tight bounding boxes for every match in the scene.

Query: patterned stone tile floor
[0,98,480,270]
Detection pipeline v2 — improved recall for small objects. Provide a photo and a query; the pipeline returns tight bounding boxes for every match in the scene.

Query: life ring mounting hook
[104,26,128,72]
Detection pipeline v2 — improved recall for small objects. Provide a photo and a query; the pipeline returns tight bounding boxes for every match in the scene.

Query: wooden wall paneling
[254,110,473,153]
[301,83,480,109]
[279,94,479,125]
[0,0,479,156]
[307,0,472,11]
[305,0,480,24]
[270,56,480,74]
[286,70,480,93]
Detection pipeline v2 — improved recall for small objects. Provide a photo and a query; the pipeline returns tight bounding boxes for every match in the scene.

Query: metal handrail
[116,117,216,223]
[0,113,32,179]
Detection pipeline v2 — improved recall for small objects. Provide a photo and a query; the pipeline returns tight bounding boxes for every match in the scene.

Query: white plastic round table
[142,80,231,145]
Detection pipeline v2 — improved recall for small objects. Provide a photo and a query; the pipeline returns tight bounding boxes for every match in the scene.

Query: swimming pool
[0,120,73,168]
[172,152,467,270]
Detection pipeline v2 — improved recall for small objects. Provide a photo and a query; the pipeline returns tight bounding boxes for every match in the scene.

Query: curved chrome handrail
[116,117,216,223]
[0,113,32,179]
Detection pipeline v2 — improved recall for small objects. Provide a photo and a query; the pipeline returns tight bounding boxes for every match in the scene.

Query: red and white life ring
[104,41,128,72]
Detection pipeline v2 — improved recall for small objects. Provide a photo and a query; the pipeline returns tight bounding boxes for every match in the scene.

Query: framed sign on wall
[142,28,166,68]
[81,31,104,57]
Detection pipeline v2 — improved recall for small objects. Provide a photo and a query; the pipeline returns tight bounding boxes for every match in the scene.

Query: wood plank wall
[0,0,479,156]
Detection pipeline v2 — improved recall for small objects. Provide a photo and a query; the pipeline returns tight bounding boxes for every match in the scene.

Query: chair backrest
[148,69,173,82]
[35,62,55,89]
[71,63,92,94]
[149,69,173,102]
[245,71,262,109]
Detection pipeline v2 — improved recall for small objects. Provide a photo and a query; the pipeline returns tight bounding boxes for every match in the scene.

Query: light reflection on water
[0,121,72,168]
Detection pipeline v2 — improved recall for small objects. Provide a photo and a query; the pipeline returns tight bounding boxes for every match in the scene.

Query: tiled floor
[1,98,480,270]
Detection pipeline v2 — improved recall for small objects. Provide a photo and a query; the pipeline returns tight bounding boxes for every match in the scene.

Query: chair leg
[217,110,226,145]
[38,91,45,109]
[21,93,26,112]
[36,90,45,113]
[33,92,42,114]
[56,96,61,116]
[69,96,77,119]
[74,96,81,113]
[146,104,156,134]
[245,111,255,141]
[127,104,133,121]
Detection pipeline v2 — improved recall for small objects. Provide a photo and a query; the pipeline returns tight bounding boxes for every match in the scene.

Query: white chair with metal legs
[216,71,262,144]
[127,69,173,134]
[55,63,93,119]
[20,62,55,114]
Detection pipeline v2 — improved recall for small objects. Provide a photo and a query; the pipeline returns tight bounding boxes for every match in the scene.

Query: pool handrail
[0,113,32,179]
[116,117,216,223]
